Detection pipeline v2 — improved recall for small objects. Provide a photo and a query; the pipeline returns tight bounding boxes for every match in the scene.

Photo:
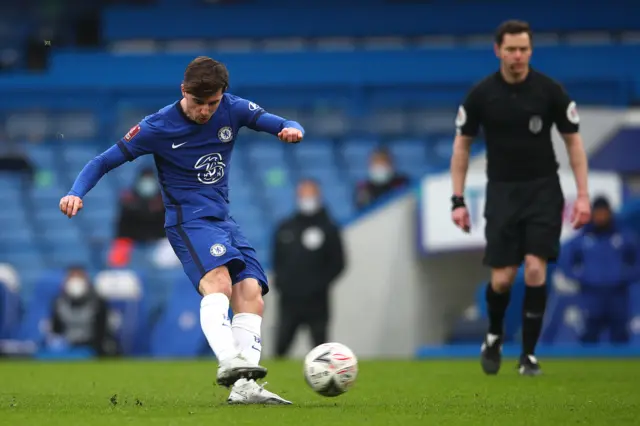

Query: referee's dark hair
[495,20,532,46]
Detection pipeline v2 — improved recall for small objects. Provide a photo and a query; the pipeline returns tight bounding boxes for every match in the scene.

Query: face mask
[298,197,320,215]
[369,165,393,184]
[66,277,89,299]
[137,177,158,197]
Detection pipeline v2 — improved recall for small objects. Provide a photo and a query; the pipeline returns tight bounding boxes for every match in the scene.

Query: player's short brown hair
[183,56,229,98]
[495,20,532,46]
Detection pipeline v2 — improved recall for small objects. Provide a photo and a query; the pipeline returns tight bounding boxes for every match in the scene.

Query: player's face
[592,207,612,228]
[297,181,320,200]
[181,86,224,124]
[495,33,532,76]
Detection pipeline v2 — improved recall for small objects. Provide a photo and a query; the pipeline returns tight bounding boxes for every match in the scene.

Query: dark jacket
[116,189,165,242]
[354,174,409,210]
[272,208,345,306]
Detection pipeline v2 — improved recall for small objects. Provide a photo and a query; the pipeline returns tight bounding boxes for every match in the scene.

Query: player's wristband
[451,195,466,211]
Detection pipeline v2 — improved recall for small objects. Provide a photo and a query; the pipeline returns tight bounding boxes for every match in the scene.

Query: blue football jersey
[113,93,302,227]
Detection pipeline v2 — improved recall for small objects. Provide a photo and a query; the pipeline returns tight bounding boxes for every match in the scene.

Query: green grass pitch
[1,358,639,425]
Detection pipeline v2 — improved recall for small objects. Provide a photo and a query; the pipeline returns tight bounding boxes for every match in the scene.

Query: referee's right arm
[451,88,481,196]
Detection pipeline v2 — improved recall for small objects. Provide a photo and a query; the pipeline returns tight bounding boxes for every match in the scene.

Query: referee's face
[495,33,531,76]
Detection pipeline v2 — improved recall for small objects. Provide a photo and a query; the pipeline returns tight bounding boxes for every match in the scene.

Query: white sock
[231,313,262,365]
[200,293,239,363]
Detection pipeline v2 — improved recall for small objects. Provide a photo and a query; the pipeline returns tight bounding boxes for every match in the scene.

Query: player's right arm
[60,121,156,218]
[450,86,482,232]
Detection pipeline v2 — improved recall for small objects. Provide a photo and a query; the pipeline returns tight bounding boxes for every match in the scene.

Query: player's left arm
[552,83,591,228]
[235,98,304,143]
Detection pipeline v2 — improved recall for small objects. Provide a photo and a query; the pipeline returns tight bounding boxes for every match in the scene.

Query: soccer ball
[303,342,358,397]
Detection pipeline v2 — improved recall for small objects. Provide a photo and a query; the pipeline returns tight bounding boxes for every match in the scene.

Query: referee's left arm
[553,85,589,199]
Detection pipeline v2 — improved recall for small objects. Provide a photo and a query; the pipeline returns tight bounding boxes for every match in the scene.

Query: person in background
[559,196,639,344]
[272,179,346,357]
[108,167,166,267]
[49,266,113,356]
[354,148,409,211]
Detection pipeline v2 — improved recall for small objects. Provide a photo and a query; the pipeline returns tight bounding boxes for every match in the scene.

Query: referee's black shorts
[483,174,564,268]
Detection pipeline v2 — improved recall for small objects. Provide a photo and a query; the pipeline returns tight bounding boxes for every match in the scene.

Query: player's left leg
[224,218,291,405]
[520,254,547,376]
[520,176,565,376]
[226,277,291,405]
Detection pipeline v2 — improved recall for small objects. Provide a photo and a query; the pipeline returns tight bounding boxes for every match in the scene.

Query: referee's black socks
[485,283,511,336]
[522,285,547,356]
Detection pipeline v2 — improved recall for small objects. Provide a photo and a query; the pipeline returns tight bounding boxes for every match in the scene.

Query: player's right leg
[165,218,267,387]
[481,182,523,375]
[480,267,518,375]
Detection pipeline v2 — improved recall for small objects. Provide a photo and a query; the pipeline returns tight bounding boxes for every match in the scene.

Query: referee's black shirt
[456,69,580,182]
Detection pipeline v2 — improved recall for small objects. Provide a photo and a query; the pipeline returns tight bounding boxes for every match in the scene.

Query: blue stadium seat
[232,204,262,229]
[62,144,99,165]
[30,183,67,204]
[0,251,44,271]
[149,274,207,358]
[387,138,428,166]
[110,167,138,190]
[324,185,354,222]
[0,203,29,225]
[0,238,39,256]
[341,138,378,160]
[247,142,289,166]
[292,139,336,166]
[0,186,22,204]
[83,181,116,201]
[300,165,343,186]
[402,163,432,180]
[0,173,25,190]
[82,219,116,242]
[346,165,369,183]
[426,135,455,169]
[23,144,57,169]
[0,226,35,247]
[34,207,73,227]
[41,221,83,245]
[15,269,66,343]
[46,248,92,269]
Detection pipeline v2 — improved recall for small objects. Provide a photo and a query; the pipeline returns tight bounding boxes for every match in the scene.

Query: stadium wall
[261,189,428,359]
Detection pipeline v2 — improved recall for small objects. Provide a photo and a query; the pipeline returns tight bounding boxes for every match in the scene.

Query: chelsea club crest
[218,126,233,143]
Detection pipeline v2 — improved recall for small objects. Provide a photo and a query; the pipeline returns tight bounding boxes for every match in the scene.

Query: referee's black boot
[480,333,502,375]
[518,354,542,376]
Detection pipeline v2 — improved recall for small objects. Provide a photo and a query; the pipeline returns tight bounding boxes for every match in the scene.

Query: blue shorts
[166,217,269,295]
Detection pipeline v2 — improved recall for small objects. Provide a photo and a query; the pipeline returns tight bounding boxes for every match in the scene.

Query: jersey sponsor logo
[217,126,233,143]
[529,115,543,134]
[455,105,467,128]
[566,101,580,124]
[210,243,226,257]
[194,152,226,184]
[124,124,141,142]
[248,102,260,111]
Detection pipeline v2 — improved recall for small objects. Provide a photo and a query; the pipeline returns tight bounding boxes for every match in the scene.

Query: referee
[449,20,591,376]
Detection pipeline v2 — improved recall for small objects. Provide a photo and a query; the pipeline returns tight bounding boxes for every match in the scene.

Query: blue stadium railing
[102,2,639,40]
[0,46,637,108]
